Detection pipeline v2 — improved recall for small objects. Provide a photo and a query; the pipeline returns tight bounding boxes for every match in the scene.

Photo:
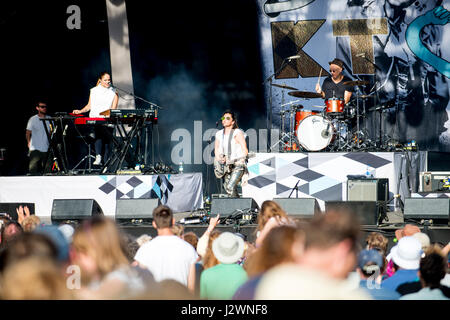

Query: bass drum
[296,115,335,151]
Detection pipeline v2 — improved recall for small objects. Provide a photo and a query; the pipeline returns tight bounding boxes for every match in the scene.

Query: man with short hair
[133,205,198,286]
[26,101,51,174]
[255,209,370,299]
[357,249,400,300]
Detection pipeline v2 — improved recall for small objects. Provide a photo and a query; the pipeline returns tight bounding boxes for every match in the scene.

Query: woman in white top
[214,110,248,197]
[73,72,119,165]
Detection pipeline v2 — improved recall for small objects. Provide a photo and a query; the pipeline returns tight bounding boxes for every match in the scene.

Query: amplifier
[347,178,389,202]
[419,172,450,192]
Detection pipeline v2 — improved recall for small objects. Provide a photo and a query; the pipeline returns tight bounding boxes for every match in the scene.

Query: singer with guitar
[72,71,119,166]
[214,110,249,198]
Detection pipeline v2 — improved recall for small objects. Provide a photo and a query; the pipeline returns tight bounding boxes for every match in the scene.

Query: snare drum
[295,109,319,133]
[325,98,345,117]
[296,115,335,151]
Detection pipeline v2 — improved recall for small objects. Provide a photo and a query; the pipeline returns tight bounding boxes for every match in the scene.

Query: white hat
[58,224,74,243]
[412,232,430,250]
[390,236,422,270]
[212,232,245,264]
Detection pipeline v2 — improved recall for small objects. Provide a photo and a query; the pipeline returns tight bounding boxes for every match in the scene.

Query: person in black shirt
[315,58,353,104]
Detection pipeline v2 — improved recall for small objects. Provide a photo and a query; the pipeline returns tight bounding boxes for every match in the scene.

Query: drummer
[315,58,353,104]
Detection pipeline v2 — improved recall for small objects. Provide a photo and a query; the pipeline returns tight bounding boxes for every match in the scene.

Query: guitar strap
[222,129,234,161]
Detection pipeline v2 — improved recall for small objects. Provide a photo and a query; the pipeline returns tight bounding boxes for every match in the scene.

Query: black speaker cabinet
[51,199,103,223]
[273,198,321,219]
[0,203,35,221]
[404,198,450,225]
[325,201,383,225]
[210,198,259,217]
[115,198,161,223]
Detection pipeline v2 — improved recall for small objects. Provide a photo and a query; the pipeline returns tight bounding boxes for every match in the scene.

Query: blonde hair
[21,215,41,232]
[365,232,388,255]
[171,224,185,237]
[202,230,221,270]
[0,256,73,300]
[72,216,129,279]
[257,200,288,232]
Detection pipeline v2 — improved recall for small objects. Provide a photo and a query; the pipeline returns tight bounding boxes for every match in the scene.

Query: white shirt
[134,235,198,285]
[89,85,117,117]
[215,128,246,162]
[26,114,51,152]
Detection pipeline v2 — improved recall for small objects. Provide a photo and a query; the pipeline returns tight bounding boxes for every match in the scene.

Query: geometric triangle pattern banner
[242,152,396,210]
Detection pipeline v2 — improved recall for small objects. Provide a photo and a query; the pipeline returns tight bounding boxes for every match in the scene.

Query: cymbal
[288,91,322,98]
[271,83,298,90]
[343,80,369,86]
[359,95,375,99]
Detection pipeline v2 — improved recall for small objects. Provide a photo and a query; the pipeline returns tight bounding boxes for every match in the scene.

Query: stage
[0,151,449,246]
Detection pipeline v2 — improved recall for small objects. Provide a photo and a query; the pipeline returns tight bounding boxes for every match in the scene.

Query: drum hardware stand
[263,57,297,151]
[270,106,298,152]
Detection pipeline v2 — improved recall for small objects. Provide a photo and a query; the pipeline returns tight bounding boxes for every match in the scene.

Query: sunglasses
[38,105,47,108]
[221,116,232,120]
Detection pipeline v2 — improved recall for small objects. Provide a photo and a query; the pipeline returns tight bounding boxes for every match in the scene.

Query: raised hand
[16,205,30,225]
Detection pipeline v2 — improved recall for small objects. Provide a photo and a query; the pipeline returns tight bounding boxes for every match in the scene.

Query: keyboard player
[72,71,118,165]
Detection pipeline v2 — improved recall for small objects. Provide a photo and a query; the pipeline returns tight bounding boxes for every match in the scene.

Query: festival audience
[401,245,449,300]
[255,200,292,248]
[200,232,248,299]
[356,249,400,300]
[187,230,221,296]
[0,201,448,301]
[134,205,198,286]
[71,216,148,299]
[233,225,299,299]
[382,236,422,293]
[183,231,199,250]
[255,208,370,299]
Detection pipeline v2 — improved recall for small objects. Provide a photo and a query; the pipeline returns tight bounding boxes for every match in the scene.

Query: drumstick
[317,68,322,85]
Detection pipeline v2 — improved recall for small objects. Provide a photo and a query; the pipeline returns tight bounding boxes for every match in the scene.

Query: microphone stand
[263,57,297,152]
[360,56,383,150]
[111,84,163,110]
[111,84,164,169]
[288,179,301,198]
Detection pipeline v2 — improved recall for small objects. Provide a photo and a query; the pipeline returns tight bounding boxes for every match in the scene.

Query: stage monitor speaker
[404,198,450,225]
[115,198,161,223]
[273,198,321,219]
[0,203,35,221]
[347,178,389,202]
[51,199,103,223]
[325,201,382,225]
[210,198,259,217]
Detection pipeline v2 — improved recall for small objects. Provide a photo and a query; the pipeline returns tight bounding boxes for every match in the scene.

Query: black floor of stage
[119,211,450,252]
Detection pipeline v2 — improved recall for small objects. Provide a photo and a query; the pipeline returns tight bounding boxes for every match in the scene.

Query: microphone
[216,121,219,128]
[356,53,366,57]
[286,55,301,60]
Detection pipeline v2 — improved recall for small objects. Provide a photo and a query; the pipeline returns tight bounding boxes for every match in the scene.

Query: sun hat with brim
[390,236,422,270]
[212,232,245,264]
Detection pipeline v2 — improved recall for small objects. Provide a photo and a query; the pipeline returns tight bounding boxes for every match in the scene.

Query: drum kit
[270,80,379,152]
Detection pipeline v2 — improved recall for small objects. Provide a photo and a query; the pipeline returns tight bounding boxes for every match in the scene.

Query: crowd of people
[0,201,448,300]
